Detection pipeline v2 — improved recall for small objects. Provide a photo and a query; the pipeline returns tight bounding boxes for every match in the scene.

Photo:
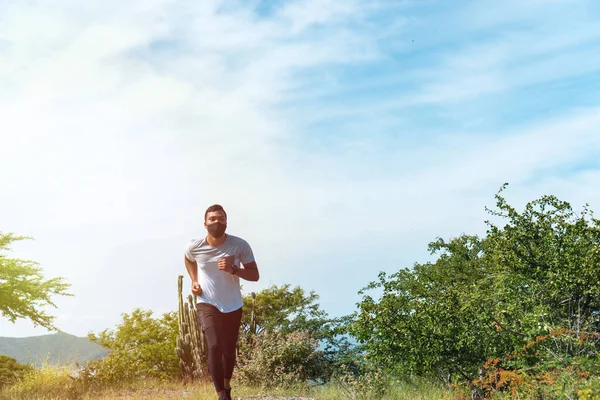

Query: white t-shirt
[185,234,255,313]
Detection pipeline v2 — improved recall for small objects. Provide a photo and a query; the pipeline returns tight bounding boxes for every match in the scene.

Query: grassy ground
[314,380,449,400]
[0,364,451,400]
[2,382,450,400]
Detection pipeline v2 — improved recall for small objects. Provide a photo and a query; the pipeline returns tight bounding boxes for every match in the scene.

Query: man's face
[205,210,227,228]
[204,210,227,238]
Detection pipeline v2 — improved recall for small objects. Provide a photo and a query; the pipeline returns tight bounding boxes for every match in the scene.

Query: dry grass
[0,363,451,400]
[313,379,449,400]
[83,383,315,400]
[0,365,313,400]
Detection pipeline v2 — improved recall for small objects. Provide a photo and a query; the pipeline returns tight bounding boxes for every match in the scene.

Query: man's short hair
[205,204,227,221]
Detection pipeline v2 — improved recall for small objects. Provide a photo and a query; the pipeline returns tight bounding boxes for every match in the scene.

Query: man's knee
[208,342,221,353]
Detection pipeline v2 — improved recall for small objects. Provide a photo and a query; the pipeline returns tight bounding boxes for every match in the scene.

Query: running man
[184,204,260,400]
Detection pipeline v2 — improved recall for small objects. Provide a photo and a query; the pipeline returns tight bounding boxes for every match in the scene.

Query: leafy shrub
[578,379,600,400]
[85,308,180,384]
[235,330,326,388]
[452,329,600,399]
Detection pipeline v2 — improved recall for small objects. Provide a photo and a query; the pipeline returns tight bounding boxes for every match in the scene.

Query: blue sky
[1,0,600,338]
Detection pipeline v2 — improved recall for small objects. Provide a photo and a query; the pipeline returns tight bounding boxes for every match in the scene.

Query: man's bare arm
[185,256,202,295]
[185,256,198,282]
[236,261,259,282]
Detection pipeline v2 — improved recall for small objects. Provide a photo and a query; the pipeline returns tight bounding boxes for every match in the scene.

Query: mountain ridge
[0,331,108,366]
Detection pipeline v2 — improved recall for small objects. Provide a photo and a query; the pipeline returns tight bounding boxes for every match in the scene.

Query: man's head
[204,204,227,238]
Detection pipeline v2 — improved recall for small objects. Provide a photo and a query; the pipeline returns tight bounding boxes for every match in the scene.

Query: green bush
[235,330,326,388]
[85,308,180,384]
[451,329,600,399]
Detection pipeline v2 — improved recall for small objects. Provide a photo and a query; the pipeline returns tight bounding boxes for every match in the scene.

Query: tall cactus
[176,275,207,381]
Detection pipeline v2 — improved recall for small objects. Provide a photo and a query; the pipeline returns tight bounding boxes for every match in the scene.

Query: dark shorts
[197,303,243,331]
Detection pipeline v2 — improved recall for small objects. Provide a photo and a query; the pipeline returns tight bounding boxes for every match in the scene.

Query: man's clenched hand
[191,281,202,296]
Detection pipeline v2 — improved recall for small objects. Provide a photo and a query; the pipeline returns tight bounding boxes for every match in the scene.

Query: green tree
[241,284,329,338]
[87,308,179,383]
[350,185,600,383]
[350,235,509,383]
[484,184,600,339]
[0,232,71,330]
